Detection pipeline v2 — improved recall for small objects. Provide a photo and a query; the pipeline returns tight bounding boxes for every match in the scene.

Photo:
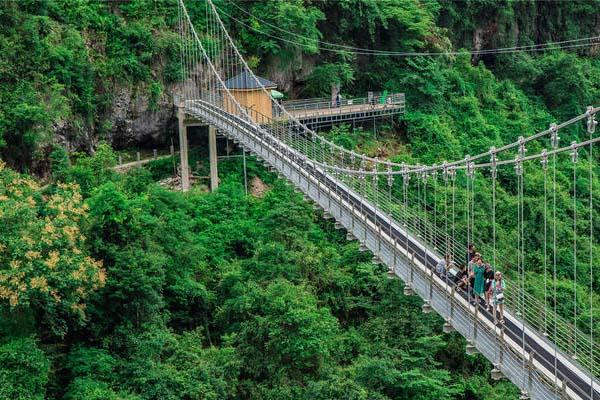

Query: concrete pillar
[209,125,218,191]
[178,105,190,192]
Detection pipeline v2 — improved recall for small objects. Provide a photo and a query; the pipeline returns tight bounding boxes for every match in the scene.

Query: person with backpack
[436,254,452,277]
[483,263,495,310]
[492,271,506,324]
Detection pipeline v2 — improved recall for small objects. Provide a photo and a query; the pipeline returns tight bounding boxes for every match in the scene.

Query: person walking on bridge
[492,271,506,324]
[466,243,475,266]
[473,257,486,299]
[483,263,494,310]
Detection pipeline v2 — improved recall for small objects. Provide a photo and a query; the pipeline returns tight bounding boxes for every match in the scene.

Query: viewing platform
[276,92,405,127]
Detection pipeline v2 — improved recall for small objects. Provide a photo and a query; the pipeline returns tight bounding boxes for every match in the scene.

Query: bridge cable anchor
[490,147,497,179]
[587,106,597,134]
[442,319,455,333]
[465,340,479,355]
[421,301,433,314]
[570,141,579,164]
[386,264,396,279]
[549,123,560,149]
[540,149,548,171]
[490,365,503,381]
[518,390,529,400]
[514,156,523,176]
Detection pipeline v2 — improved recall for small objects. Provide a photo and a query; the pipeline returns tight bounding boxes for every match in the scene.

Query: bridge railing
[255,116,600,379]
[337,168,600,380]
[279,92,405,114]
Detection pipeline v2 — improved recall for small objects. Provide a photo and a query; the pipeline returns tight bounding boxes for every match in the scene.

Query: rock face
[55,82,181,153]
[104,84,178,150]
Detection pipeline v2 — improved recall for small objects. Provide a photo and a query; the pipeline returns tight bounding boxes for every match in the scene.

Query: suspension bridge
[175,1,599,398]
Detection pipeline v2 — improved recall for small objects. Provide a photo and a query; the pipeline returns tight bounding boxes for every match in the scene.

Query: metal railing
[277,92,405,117]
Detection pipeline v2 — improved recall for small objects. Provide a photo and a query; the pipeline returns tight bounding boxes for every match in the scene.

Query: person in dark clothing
[467,252,480,292]
[455,265,468,291]
[466,243,475,265]
[484,262,495,310]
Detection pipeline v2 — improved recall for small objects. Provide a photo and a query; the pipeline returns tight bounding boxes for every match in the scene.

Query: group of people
[435,244,506,324]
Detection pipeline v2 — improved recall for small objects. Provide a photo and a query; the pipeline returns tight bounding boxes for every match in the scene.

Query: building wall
[223,89,273,123]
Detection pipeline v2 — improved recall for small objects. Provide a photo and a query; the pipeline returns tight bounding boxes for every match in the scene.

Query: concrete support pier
[209,125,219,191]
[177,104,190,192]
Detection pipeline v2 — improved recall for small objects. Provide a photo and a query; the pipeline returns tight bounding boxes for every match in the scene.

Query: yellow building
[222,72,277,124]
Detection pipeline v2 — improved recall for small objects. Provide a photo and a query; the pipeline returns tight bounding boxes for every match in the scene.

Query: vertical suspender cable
[466,156,471,260]
[491,148,497,274]
[471,163,475,257]
[587,107,597,393]
[571,141,579,359]
[550,123,559,395]
[443,163,448,256]
[403,166,410,264]
[452,170,456,266]
[417,174,422,238]
[466,159,472,304]
[177,0,183,99]
[424,172,429,274]
[542,150,549,335]
[515,155,526,393]
[433,168,438,250]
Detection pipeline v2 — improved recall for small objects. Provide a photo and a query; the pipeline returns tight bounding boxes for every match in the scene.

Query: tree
[0,337,49,400]
[0,161,105,336]
[224,279,339,381]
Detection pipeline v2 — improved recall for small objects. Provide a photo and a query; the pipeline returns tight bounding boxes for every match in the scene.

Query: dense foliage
[0,0,180,171]
[0,150,520,399]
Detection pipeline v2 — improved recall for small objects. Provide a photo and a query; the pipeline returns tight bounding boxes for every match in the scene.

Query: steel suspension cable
[571,141,579,360]
[444,167,449,256]
[551,125,559,394]
[491,149,497,275]
[515,155,526,393]
[588,107,597,397]
[433,170,438,250]
[451,170,456,268]
[542,150,549,335]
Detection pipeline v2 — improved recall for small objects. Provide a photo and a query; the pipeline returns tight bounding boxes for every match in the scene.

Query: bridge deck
[276,93,405,126]
[283,102,404,119]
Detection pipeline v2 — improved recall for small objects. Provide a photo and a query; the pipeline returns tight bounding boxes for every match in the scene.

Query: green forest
[1,0,600,399]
